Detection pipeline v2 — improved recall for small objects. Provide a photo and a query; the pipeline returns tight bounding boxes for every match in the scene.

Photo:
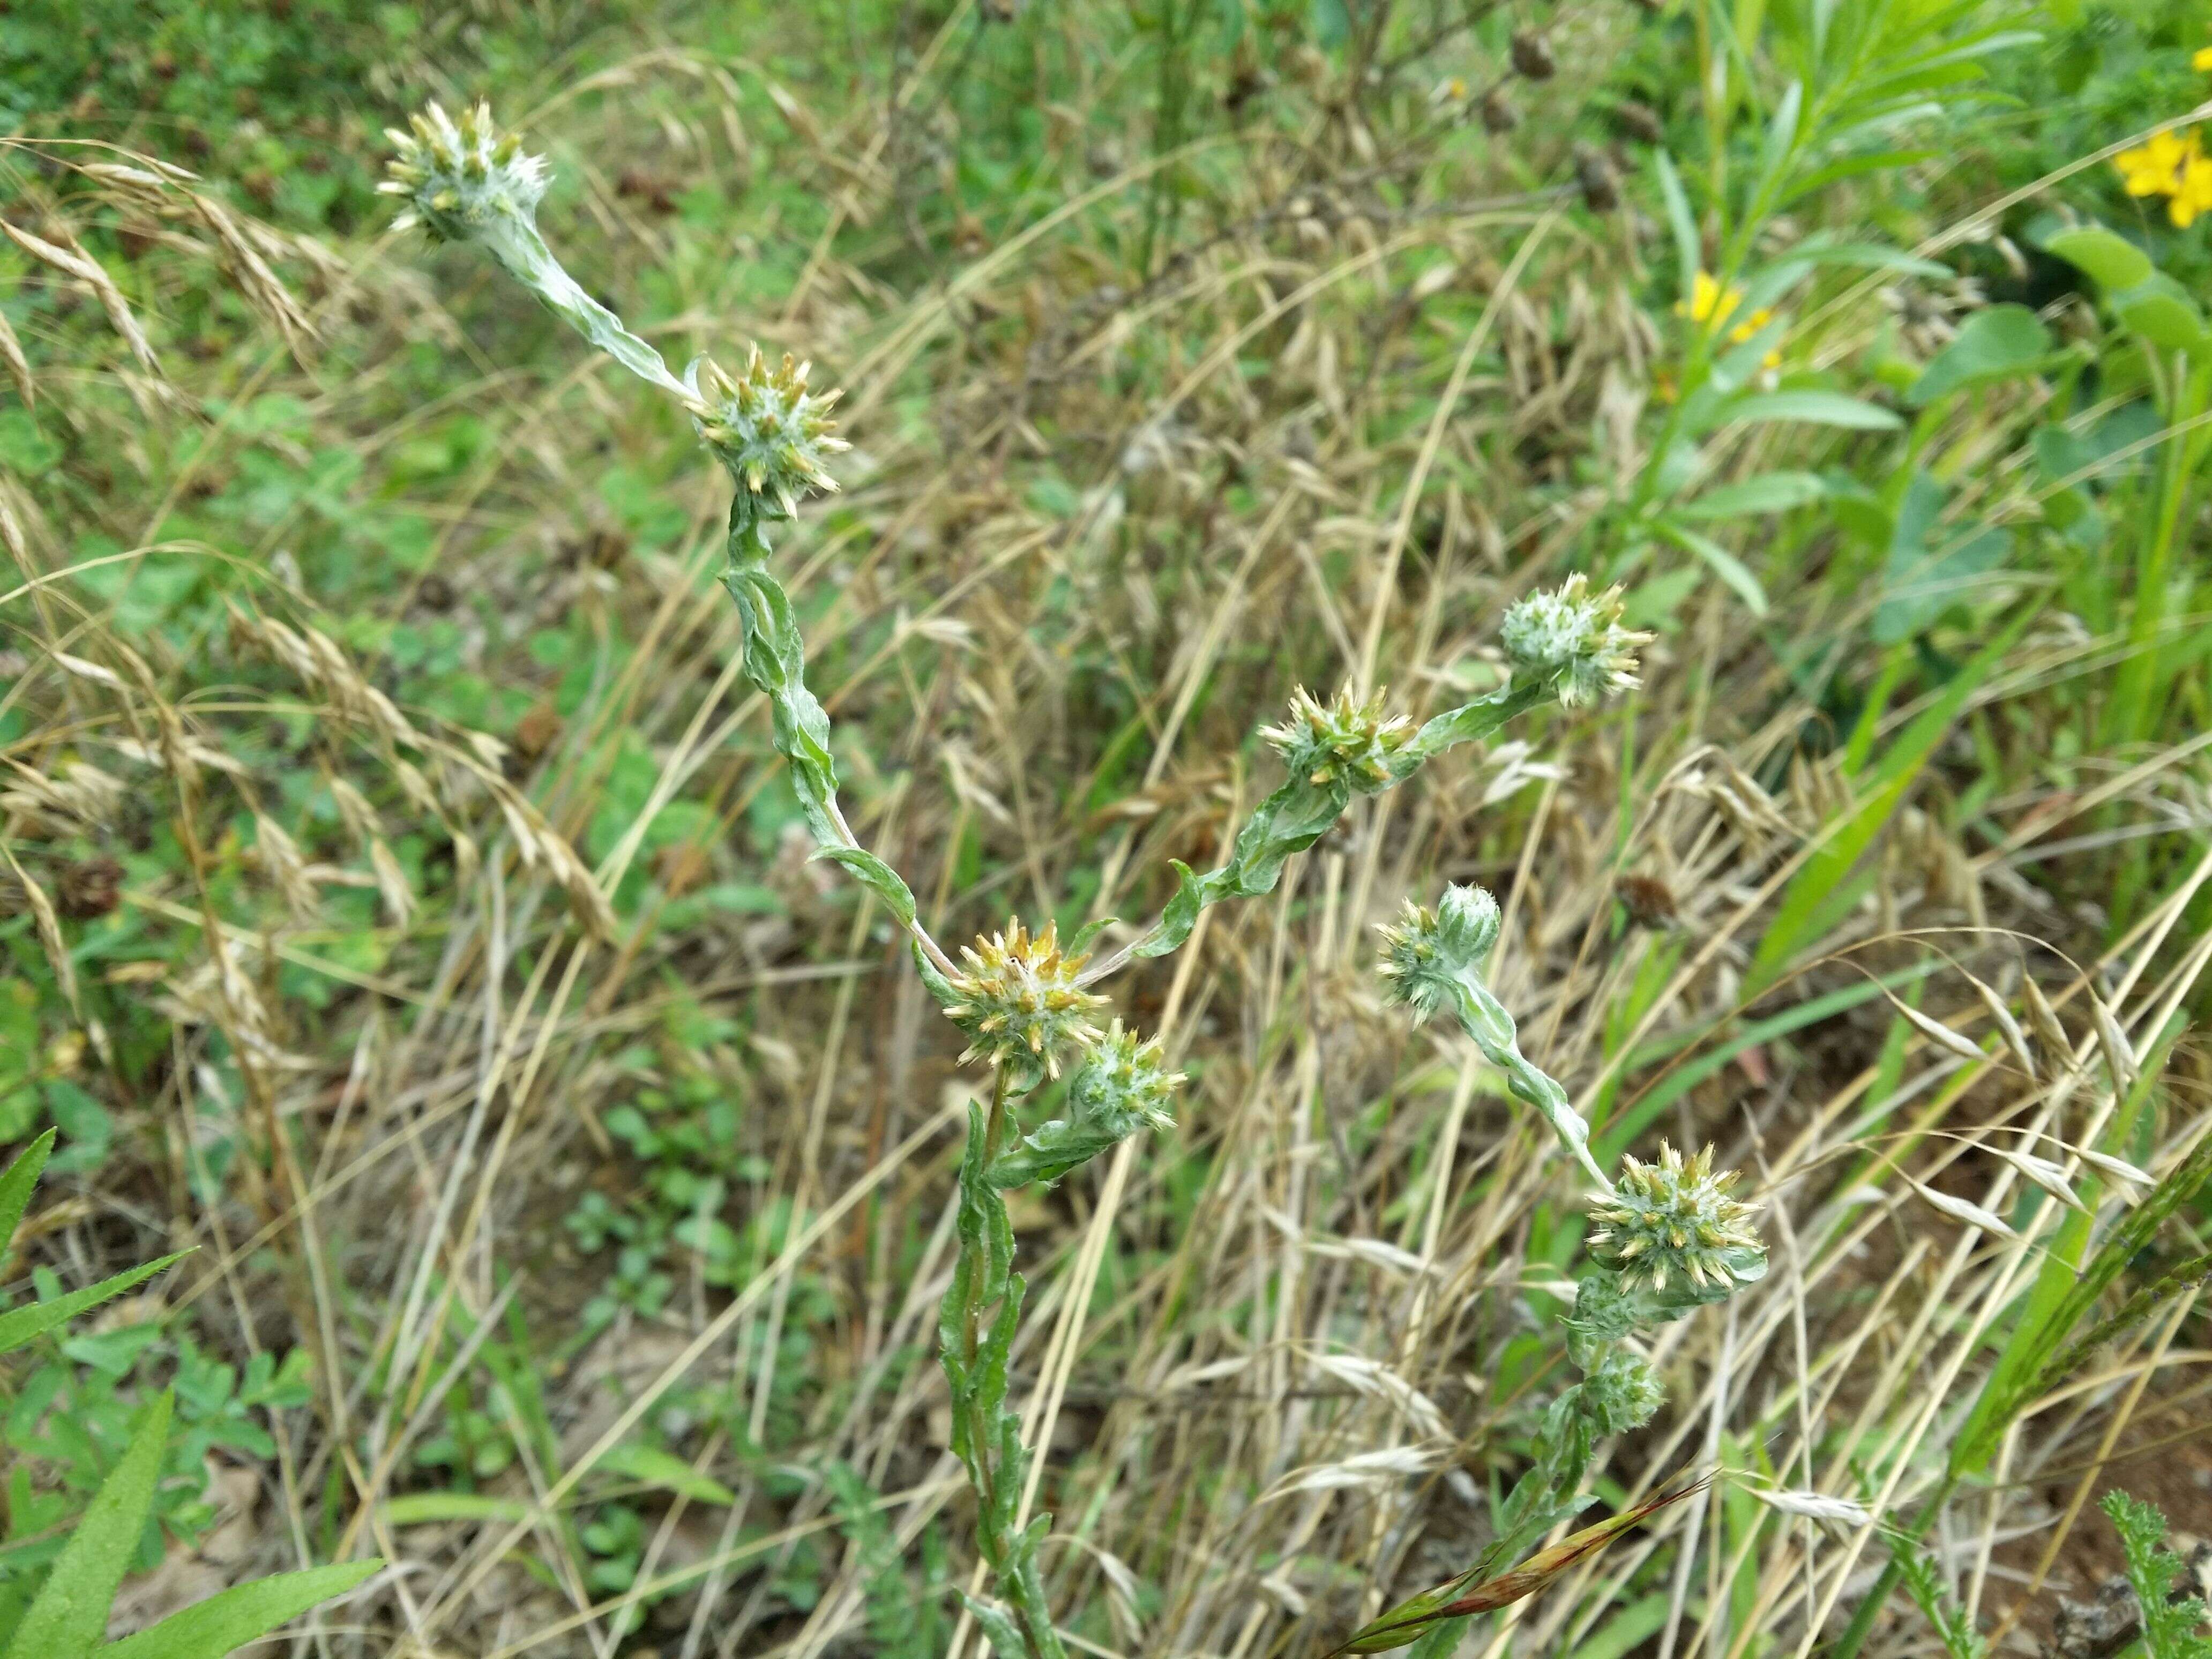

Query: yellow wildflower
[1677,272,1781,366]
[2195,44,2212,72]
[2116,128,2193,199]
[2172,146,2212,227]
[1679,271,1739,328]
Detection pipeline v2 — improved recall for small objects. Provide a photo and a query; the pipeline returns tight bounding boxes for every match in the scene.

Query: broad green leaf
[1906,304,2053,405]
[1678,472,1828,519]
[0,1253,188,1358]
[383,1493,533,1526]
[1650,520,1769,615]
[6,1392,172,1659]
[1821,470,1892,549]
[0,1129,56,1253]
[96,1562,381,1659]
[1724,390,1902,430]
[1873,472,2012,643]
[2110,276,2209,354]
[1877,525,2008,642]
[595,1443,737,1507]
[2040,226,2153,292]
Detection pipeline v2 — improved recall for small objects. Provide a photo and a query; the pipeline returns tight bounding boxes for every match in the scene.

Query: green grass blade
[4,1391,173,1659]
[95,1561,381,1658]
[1745,603,2035,997]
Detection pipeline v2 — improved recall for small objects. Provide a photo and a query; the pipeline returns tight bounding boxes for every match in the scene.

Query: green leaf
[811,846,917,929]
[1724,390,1902,430]
[1677,472,1828,519]
[1745,603,2035,996]
[1781,151,1938,206]
[595,1443,737,1507]
[1872,472,2011,643]
[96,1562,382,1659]
[1755,81,1804,201]
[1906,305,2053,405]
[2040,226,2153,292]
[1789,242,1951,279]
[0,1252,189,1358]
[6,1392,172,1659]
[961,1594,1028,1659]
[2111,276,2209,354]
[1654,152,1699,300]
[383,1493,533,1526]
[0,1129,56,1253]
[1708,317,1790,393]
[1650,520,1769,615]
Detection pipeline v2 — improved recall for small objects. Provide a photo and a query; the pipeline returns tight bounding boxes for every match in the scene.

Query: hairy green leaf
[0,1128,57,1254]
[96,1562,382,1659]
[6,1391,173,1659]
[0,1252,189,1359]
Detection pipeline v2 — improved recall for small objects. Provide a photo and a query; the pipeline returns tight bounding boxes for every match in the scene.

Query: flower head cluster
[1376,883,1499,1020]
[1259,686,1414,793]
[1499,574,1651,707]
[1066,1020,1183,1137]
[2115,129,2212,228]
[1586,1141,1764,1294]
[687,347,849,518]
[380,102,549,242]
[1677,271,1782,367]
[944,920,1108,1080]
[989,1020,1182,1189]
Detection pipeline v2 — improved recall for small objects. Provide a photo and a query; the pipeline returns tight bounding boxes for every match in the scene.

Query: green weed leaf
[1723,390,1903,430]
[2041,226,2152,292]
[2110,276,2209,355]
[1906,305,2053,405]
[812,846,918,929]
[595,1444,737,1507]
[0,1253,189,1359]
[1650,519,1769,615]
[5,1391,173,1659]
[1676,473,1828,520]
[95,1562,382,1659]
[0,1129,57,1254]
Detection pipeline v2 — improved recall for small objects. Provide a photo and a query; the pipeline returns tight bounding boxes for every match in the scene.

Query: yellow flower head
[2116,128,2194,199]
[2173,146,2212,227]
[2195,44,2212,72]
[1679,270,1738,327]
[1677,272,1781,365]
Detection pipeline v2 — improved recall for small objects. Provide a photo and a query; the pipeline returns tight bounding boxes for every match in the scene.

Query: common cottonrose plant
[386,102,1764,1658]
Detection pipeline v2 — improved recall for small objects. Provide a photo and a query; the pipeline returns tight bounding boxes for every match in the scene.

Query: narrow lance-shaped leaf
[5,1391,174,1659]
[1447,976,1610,1190]
[95,1561,383,1659]
[0,1252,190,1359]
[1722,389,1903,430]
[0,1129,58,1253]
